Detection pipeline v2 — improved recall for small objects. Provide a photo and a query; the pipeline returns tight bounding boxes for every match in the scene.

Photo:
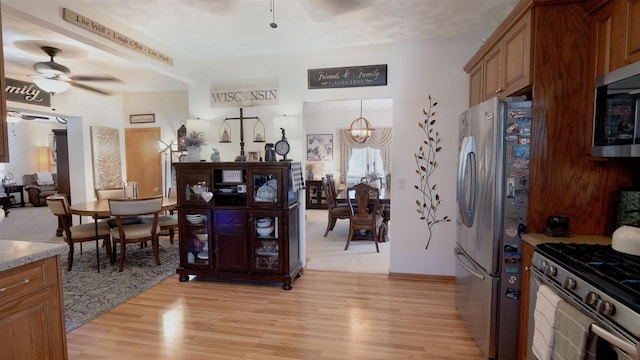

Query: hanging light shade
[349,100,374,143]
[33,78,71,94]
[253,117,265,142]
[219,120,232,143]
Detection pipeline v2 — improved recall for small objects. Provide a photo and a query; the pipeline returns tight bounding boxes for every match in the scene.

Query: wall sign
[308,64,387,89]
[5,78,51,107]
[63,8,173,66]
[210,80,279,107]
[129,113,155,124]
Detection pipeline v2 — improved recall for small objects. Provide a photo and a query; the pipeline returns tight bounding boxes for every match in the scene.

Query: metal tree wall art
[414,94,450,250]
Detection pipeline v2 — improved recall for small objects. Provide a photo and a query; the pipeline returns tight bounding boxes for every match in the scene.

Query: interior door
[125,127,161,198]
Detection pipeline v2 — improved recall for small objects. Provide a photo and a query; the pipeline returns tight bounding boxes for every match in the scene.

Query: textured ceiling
[2,0,518,98]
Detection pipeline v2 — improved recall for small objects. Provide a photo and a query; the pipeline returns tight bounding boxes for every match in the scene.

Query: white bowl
[256,218,272,227]
[612,225,640,256]
[195,233,208,242]
[192,186,207,195]
[256,225,274,237]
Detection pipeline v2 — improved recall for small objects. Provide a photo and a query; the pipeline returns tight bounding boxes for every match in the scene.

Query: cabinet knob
[495,88,503,94]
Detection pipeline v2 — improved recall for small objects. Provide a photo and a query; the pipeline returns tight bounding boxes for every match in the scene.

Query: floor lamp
[158,140,173,197]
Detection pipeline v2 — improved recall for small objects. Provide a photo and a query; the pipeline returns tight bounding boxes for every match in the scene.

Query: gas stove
[533,242,640,338]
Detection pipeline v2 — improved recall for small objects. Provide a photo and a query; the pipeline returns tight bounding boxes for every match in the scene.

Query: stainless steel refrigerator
[455,97,531,360]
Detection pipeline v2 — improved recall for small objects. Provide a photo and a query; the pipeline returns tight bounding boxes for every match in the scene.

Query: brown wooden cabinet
[175,162,302,290]
[587,0,640,71]
[517,242,535,360]
[0,256,67,359]
[465,5,531,106]
[305,179,327,209]
[0,7,9,163]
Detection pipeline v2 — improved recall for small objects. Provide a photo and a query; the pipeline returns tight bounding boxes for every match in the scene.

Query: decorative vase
[306,169,314,180]
[187,146,200,162]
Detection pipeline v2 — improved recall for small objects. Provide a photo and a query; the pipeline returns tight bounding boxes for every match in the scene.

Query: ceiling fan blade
[69,75,121,82]
[68,81,112,95]
[21,115,49,120]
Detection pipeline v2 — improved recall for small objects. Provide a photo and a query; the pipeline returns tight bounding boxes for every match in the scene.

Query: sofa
[22,173,58,207]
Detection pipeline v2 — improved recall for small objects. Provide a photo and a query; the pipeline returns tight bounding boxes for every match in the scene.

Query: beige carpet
[304,209,389,274]
[0,205,62,243]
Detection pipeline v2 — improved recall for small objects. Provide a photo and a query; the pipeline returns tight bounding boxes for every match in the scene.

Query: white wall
[187,36,480,275]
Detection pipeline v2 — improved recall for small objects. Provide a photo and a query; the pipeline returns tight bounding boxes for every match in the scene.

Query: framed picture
[307,134,333,161]
[247,151,260,162]
[129,113,155,124]
[222,169,243,183]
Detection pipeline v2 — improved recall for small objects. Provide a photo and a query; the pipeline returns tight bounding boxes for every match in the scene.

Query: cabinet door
[0,8,8,163]
[213,209,248,272]
[503,12,531,97]
[0,286,66,360]
[468,60,483,107]
[177,167,212,206]
[248,168,284,207]
[250,212,283,273]
[622,0,640,65]
[483,46,502,100]
[214,230,248,272]
[180,209,211,268]
[591,2,615,77]
[517,242,535,360]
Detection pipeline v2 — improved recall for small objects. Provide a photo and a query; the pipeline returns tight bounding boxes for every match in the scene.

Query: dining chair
[325,174,347,205]
[96,187,142,227]
[145,187,178,243]
[345,183,385,252]
[323,178,351,237]
[108,196,163,272]
[46,194,113,271]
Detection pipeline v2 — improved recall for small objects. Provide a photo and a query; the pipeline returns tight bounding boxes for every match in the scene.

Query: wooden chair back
[323,178,338,209]
[348,183,380,220]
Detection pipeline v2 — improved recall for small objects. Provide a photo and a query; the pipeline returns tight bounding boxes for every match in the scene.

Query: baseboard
[388,272,454,283]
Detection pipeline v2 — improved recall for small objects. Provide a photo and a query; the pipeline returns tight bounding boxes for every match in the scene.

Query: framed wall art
[129,113,155,124]
[307,134,333,161]
[247,151,261,162]
[90,126,123,189]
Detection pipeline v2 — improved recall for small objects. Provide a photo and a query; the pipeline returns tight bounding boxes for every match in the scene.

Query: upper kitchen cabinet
[465,6,531,106]
[587,0,640,72]
[0,8,9,163]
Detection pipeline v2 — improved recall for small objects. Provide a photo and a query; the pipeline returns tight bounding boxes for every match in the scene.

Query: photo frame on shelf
[247,151,261,162]
[129,113,155,124]
[307,134,333,161]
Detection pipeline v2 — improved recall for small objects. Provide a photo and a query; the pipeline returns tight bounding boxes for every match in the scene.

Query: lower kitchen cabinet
[175,162,303,290]
[0,256,68,360]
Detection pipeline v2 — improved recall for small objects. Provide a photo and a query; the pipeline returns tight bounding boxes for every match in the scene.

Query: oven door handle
[591,324,640,360]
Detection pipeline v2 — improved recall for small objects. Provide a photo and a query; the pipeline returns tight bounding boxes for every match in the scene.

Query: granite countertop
[0,240,67,272]
[522,233,611,247]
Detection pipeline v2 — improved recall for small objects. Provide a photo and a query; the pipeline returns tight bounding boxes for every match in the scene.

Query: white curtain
[339,128,392,184]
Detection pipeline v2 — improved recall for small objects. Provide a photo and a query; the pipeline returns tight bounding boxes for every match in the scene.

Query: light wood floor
[66,271,483,360]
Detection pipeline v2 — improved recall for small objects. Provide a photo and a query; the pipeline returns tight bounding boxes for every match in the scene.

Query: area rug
[62,241,179,332]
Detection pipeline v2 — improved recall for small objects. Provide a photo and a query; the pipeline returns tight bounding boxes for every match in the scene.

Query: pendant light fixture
[269,0,278,28]
[349,100,374,143]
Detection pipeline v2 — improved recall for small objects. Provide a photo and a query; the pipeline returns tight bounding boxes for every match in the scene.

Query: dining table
[69,197,177,272]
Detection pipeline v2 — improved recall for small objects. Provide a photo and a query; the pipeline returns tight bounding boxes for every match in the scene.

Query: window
[346,147,385,187]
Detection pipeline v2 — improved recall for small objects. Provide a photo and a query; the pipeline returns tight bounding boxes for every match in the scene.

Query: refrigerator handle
[457,136,477,227]
[455,248,485,280]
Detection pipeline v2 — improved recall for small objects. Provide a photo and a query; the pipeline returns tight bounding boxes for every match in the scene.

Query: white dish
[220,188,235,193]
[266,179,278,190]
[197,251,209,260]
[256,185,276,202]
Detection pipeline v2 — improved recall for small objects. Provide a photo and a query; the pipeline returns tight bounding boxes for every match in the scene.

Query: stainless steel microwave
[592,61,640,157]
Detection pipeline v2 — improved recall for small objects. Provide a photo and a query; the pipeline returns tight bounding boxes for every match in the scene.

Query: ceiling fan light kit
[269,0,278,28]
[33,77,71,94]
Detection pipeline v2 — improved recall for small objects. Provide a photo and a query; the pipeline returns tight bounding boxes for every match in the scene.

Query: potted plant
[181,130,206,161]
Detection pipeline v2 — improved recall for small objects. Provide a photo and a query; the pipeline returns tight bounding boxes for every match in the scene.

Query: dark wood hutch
[174,161,303,290]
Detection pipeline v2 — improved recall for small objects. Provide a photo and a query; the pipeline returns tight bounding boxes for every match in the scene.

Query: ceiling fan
[7,111,68,124]
[32,46,120,95]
